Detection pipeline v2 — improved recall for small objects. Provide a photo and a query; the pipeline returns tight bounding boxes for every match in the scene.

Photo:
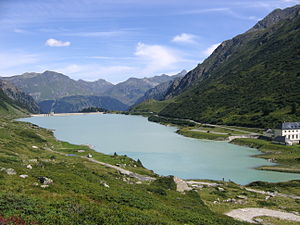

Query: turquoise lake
[21,114,300,184]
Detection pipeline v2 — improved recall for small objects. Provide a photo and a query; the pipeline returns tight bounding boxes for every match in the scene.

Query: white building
[274,122,300,145]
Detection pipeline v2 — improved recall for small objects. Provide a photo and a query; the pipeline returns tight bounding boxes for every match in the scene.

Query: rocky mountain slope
[108,70,186,106]
[136,5,300,128]
[0,80,39,116]
[134,70,186,105]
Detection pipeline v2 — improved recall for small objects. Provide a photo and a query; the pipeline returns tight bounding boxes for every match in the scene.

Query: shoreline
[31,112,105,117]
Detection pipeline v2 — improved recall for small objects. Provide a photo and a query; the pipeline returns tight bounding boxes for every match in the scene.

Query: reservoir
[21,114,300,184]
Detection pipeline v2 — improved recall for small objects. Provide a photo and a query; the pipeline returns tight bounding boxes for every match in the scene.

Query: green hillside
[0,89,28,118]
[158,7,300,128]
[131,99,175,114]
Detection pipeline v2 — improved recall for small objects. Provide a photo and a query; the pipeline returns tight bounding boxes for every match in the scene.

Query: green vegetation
[0,90,28,119]
[231,138,300,173]
[256,217,300,225]
[131,99,175,114]
[80,107,108,113]
[247,180,300,196]
[193,125,250,135]
[156,12,300,128]
[177,128,229,141]
[148,115,196,127]
[198,180,300,224]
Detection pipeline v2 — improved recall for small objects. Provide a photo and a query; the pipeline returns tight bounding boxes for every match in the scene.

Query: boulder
[217,187,225,192]
[237,195,248,200]
[173,176,192,192]
[28,159,38,163]
[38,176,53,185]
[26,165,33,169]
[5,168,16,175]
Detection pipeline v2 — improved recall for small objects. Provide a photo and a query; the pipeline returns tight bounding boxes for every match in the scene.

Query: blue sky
[0,0,299,83]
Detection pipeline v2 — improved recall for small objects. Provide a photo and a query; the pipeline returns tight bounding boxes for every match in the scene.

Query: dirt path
[44,147,155,182]
[178,117,260,135]
[245,187,300,200]
[225,208,300,223]
[84,157,155,182]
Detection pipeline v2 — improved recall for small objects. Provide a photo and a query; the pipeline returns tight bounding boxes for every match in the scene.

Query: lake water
[21,114,300,184]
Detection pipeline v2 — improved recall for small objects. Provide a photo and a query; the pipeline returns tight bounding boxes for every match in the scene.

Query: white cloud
[135,42,179,73]
[172,33,197,44]
[203,43,221,56]
[45,38,71,47]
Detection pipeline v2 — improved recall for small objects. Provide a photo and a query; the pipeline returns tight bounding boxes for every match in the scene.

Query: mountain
[108,70,187,106]
[39,95,129,113]
[77,78,114,94]
[164,5,300,99]
[137,5,300,128]
[1,70,184,108]
[134,70,186,105]
[0,80,39,117]
[1,71,114,102]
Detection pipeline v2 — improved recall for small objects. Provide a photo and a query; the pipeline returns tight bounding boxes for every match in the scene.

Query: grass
[193,125,249,135]
[177,127,229,141]
[0,118,250,225]
[222,126,264,134]
[130,99,175,114]
[256,216,300,225]
[198,180,300,225]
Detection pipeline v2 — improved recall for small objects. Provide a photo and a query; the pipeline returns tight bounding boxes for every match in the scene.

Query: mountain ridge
[163,5,300,100]
[134,4,300,128]
[1,70,185,109]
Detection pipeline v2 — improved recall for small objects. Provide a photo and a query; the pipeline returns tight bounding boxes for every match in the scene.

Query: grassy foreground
[0,118,249,225]
[198,180,300,225]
